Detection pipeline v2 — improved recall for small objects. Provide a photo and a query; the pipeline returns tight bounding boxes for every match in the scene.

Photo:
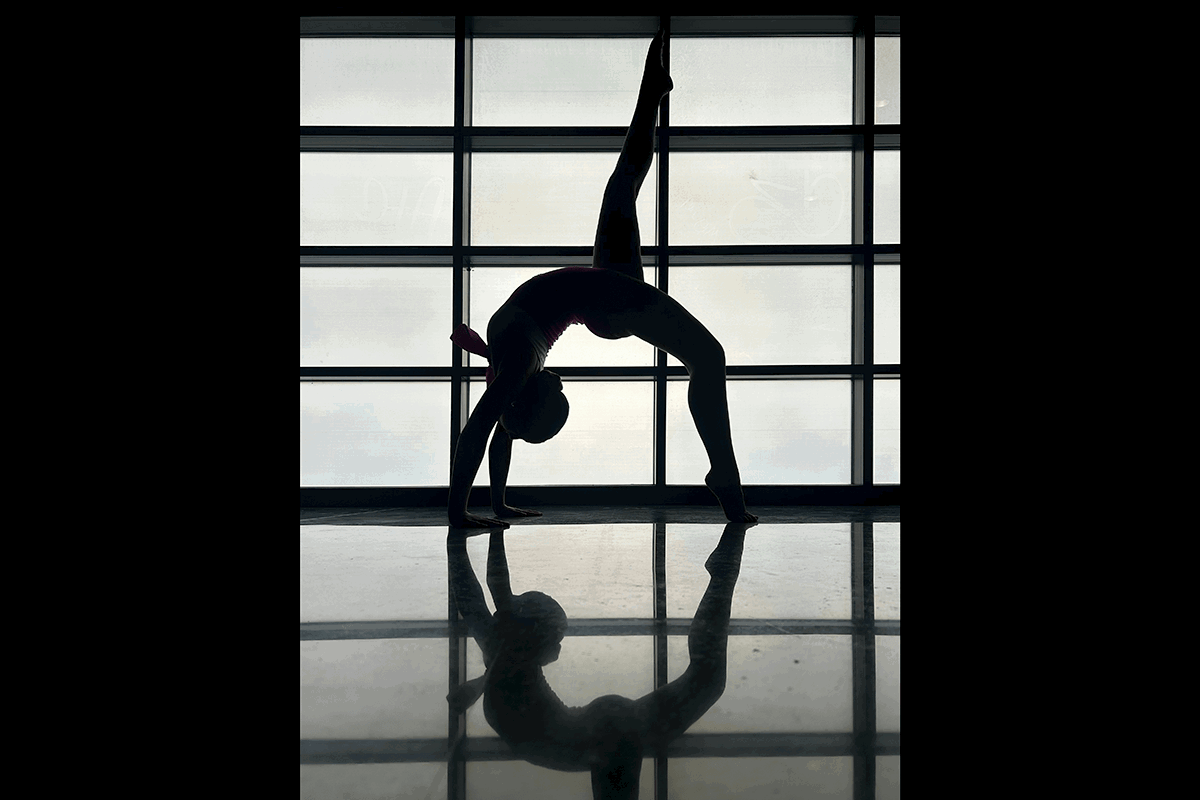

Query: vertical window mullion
[655,19,671,490]
[448,17,470,800]
[852,18,875,491]
[653,520,668,799]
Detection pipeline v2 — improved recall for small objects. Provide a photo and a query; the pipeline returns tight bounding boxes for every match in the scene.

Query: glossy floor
[300,507,899,799]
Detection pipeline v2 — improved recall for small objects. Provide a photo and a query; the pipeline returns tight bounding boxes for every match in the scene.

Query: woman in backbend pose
[446,522,750,799]
[449,31,756,528]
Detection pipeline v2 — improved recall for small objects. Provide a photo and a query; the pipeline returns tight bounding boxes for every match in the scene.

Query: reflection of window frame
[301,15,898,501]
[300,16,899,795]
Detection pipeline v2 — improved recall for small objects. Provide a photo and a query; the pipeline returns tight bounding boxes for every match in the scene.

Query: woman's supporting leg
[614,283,756,521]
[592,30,673,282]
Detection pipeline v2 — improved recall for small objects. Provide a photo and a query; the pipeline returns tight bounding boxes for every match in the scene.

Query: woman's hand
[493,505,543,519]
[449,511,511,529]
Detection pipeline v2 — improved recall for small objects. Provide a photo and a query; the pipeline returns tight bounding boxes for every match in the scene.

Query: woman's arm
[488,423,544,519]
[448,370,523,528]
[488,424,513,513]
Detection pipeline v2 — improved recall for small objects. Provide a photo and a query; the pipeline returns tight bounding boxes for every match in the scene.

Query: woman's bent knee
[690,335,725,373]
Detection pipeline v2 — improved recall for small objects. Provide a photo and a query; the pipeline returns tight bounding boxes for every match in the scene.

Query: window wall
[300,15,900,501]
[301,17,900,800]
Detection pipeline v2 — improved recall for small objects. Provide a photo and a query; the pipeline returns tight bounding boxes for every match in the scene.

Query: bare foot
[705,470,758,523]
[493,505,543,519]
[646,30,674,96]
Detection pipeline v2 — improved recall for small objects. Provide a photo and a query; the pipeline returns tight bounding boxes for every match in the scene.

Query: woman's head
[502,370,569,443]
[496,591,568,664]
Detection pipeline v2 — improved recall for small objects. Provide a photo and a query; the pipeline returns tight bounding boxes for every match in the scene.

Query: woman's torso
[488,268,649,360]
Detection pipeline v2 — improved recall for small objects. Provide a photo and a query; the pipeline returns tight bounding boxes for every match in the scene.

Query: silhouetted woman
[449,31,756,528]
[447,522,750,800]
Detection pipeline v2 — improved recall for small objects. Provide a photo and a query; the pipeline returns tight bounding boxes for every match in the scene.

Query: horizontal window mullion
[301,731,897,765]
[300,125,896,154]
[299,366,899,380]
[300,245,898,258]
[300,16,455,37]
[300,618,880,642]
[300,15,868,38]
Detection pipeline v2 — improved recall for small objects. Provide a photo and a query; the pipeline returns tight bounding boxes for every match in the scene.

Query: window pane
[466,636,653,737]
[667,635,854,733]
[475,380,653,485]
[875,37,901,124]
[874,379,900,484]
[672,38,853,126]
[874,150,900,244]
[463,525,654,619]
[301,267,451,367]
[300,639,447,738]
[671,152,853,245]
[471,153,655,246]
[873,264,900,364]
[300,153,453,245]
[878,756,902,800]
[300,38,454,126]
[301,764,448,800]
[300,382,449,487]
[301,525,451,622]
[873,522,901,621]
[468,761,653,799]
[670,757,853,799]
[468,267,657,367]
[667,523,851,619]
[876,635,901,733]
[667,266,851,366]
[668,380,852,485]
[472,38,650,126]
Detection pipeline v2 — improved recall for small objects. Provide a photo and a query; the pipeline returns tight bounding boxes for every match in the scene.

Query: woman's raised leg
[592,30,673,282]
[596,31,756,522]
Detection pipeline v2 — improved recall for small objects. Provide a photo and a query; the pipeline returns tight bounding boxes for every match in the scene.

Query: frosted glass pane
[873,379,900,484]
[301,764,448,800]
[471,153,656,246]
[301,525,453,622]
[301,268,451,367]
[670,757,853,799]
[877,756,901,800]
[462,525,654,619]
[875,37,901,124]
[468,760,653,800]
[672,38,853,126]
[670,152,853,245]
[667,523,851,620]
[475,380,652,485]
[466,636,653,737]
[300,153,453,245]
[465,762,619,796]
[300,38,454,126]
[668,380,852,485]
[299,639,447,738]
[873,522,901,621]
[468,267,657,367]
[873,264,901,364]
[300,382,449,486]
[472,39,651,126]
[666,266,851,366]
[876,636,901,733]
[874,150,900,244]
[667,635,854,734]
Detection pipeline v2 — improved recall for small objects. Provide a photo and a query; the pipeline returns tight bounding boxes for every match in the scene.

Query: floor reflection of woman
[448,31,756,528]
[447,522,750,800]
